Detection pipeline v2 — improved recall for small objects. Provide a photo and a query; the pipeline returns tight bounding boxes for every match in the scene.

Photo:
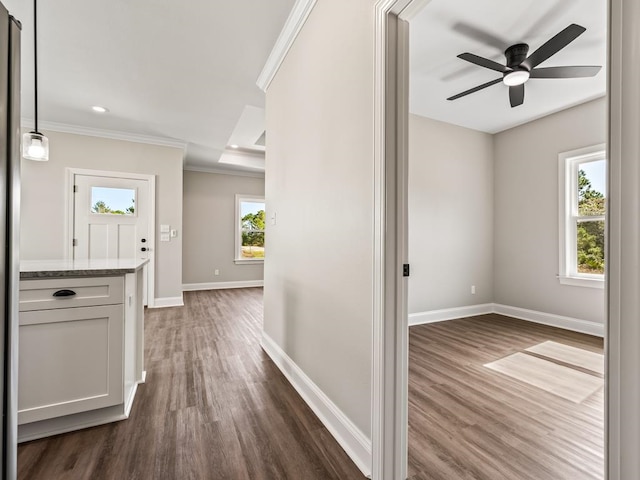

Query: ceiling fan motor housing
[505,43,530,69]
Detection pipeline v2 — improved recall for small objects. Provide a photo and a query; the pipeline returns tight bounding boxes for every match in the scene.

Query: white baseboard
[182,280,264,291]
[409,303,493,326]
[260,333,372,477]
[150,295,184,308]
[124,382,139,417]
[409,303,604,338]
[492,304,605,337]
[18,404,128,443]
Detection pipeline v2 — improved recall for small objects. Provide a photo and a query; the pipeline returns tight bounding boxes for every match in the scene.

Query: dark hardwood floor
[407,314,604,480]
[18,290,605,480]
[18,289,365,480]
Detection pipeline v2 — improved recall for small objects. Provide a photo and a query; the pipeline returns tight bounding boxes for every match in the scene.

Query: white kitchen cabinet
[17,259,147,442]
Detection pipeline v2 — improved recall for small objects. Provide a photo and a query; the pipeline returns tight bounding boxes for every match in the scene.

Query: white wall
[408,114,494,313]
[493,97,606,323]
[264,0,375,439]
[182,170,264,285]
[20,129,184,301]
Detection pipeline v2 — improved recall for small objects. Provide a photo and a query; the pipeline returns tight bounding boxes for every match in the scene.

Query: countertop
[20,259,149,279]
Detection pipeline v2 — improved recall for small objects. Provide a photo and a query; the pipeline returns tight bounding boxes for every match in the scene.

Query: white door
[73,174,151,304]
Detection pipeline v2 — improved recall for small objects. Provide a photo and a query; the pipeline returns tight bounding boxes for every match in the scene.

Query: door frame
[372,0,640,479]
[65,168,157,308]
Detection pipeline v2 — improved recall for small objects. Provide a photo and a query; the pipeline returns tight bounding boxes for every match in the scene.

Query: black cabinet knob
[141,238,146,243]
[141,247,147,252]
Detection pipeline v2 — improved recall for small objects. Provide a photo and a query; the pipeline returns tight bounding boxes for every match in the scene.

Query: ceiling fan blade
[509,84,524,107]
[530,65,602,78]
[452,22,508,50]
[457,53,509,73]
[523,24,586,69]
[447,78,503,101]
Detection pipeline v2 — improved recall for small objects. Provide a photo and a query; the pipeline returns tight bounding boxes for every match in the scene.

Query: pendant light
[22,0,49,161]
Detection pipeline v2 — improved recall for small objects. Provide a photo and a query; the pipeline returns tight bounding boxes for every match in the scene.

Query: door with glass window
[73,174,150,303]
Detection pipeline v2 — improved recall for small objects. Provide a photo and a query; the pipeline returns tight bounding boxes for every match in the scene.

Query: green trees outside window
[577,169,605,274]
[92,199,135,215]
[241,208,265,258]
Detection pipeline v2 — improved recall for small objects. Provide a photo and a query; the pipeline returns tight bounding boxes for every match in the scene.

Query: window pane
[240,201,265,259]
[577,160,606,216]
[576,219,605,274]
[91,187,136,215]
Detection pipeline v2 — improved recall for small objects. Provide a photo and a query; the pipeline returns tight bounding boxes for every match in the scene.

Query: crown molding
[183,165,265,178]
[21,118,187,150]
[256,0,317,92]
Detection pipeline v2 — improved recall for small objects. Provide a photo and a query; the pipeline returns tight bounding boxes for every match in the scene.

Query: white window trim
[558,143,606,288]
[235,194,265,265]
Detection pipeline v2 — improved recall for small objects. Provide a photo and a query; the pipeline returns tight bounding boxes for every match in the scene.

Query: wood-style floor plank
[408,314,604,480]
[18,289,365,480]
[18,291,604,480]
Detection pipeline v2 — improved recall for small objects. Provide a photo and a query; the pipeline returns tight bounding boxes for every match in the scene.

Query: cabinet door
[18,305,124,424]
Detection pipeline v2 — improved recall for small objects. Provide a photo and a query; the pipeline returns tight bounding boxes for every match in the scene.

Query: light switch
[160,224,170,233]
[170,229,178,238]
[160,233,170,242]
[271,212,277,226]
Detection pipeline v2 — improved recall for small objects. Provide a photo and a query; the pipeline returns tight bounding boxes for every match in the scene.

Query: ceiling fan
[447,24,602,108]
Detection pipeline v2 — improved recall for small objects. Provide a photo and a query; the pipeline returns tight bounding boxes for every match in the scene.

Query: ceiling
[3,0,295,172]
[409,0,607,133]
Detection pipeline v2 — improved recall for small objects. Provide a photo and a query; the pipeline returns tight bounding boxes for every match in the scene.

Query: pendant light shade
[22,132,49,161]
[23,0,49,161]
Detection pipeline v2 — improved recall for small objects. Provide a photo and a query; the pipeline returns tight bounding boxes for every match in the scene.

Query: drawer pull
[52,289,77,298]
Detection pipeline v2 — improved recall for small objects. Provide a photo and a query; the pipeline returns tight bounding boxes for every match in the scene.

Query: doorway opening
[405,1,607,478]
[370,0,640,478]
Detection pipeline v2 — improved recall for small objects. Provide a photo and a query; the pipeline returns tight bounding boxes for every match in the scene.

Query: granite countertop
[20,259,149,279]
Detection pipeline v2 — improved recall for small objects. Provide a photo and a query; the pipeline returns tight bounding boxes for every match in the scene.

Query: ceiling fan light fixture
[503,70,530,86]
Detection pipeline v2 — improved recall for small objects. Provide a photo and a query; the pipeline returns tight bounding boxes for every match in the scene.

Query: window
[559,144,606,288]
[91,186,136,216]
[235,195,265,264]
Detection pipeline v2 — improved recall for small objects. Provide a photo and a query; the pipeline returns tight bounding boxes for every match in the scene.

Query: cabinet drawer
[19,276,124,311]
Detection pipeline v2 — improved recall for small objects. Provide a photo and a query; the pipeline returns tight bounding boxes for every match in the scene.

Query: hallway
[18,288,364,480]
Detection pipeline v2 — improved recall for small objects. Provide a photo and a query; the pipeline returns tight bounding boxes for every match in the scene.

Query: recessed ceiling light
[91,105,109,113]
[230,144,239,149]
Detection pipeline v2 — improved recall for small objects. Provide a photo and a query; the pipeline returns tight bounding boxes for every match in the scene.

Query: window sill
[558,275,604,289]
[234,259,264,265]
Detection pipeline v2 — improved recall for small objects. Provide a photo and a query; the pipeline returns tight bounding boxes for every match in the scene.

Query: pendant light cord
[33,0,38,133]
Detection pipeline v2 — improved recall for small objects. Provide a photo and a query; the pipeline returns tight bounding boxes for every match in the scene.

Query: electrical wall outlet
[214,269,220,276]
[471,285,476,295]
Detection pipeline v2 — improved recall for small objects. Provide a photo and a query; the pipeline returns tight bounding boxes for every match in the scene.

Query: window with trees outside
[235,195,265,263]
[559,144,606,288]
[91,187,136,215]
